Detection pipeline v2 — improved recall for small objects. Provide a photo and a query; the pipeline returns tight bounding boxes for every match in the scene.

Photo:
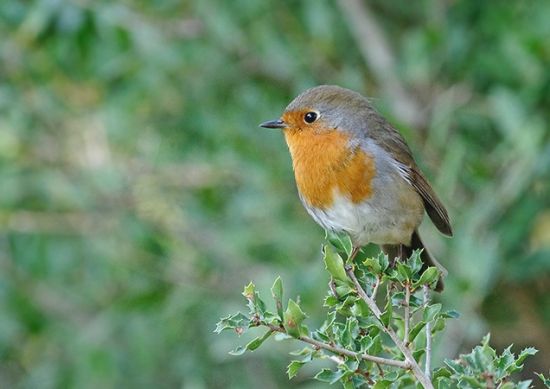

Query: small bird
[260,85,452,291]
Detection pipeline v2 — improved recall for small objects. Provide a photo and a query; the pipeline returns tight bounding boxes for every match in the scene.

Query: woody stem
[345,266,434,389]
[423,285,432,379]
[266,324,409,369]
[404,283,411,346]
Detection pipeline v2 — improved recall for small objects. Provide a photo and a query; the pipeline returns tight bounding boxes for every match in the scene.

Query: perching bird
[260,85,452,291]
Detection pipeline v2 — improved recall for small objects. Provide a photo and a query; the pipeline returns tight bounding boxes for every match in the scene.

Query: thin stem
[266,324,409,369]
[346,266,434,389]
[372,276,380,299]
[300,334,409,369]
[423,285,432,379]
[336,0,425,127]
[404,283,411,346]
[328,355,344,364]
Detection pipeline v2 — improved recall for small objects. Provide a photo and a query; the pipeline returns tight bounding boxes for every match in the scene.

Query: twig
[328,355,345,365]
[300,334,409,369]
[336,0,426,127]
[329,277,339,298]
[266,324,409,369]
[346,266,434,389]
[404,283,411,346]
[423,285,432,379]
[372,275,381,299]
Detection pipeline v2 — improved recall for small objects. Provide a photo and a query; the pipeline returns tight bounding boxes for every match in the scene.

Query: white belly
[301,187,423,246]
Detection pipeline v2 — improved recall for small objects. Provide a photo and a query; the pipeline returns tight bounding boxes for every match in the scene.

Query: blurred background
[0,0,549,387]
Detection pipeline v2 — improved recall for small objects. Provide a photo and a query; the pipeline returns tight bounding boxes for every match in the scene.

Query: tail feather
[381,230,447,292]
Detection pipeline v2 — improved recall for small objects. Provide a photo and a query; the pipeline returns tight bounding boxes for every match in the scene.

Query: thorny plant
[216,234,546,388]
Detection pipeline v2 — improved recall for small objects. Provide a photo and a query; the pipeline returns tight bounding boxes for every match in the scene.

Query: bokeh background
[1,0,549,387]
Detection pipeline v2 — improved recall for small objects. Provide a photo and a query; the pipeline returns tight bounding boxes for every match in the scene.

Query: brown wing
[365,111,453,236]
[409,167,453,236]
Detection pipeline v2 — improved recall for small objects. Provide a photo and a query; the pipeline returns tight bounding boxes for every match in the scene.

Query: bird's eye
[304,111,318,124]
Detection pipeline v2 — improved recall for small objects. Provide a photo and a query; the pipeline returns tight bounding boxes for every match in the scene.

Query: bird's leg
[389,244,404,269]
[328,277,339,298]
[349,246,361,262]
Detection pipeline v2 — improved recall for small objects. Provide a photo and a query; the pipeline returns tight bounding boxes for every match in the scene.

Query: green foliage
[1,0,549,387]
[537,372,550,388]
[217,238,541,387]
[437,335,538,388]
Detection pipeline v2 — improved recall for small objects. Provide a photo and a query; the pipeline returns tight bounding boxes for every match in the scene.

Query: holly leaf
[323,244,350,283]
[284,299,308,338]
[229,330,273,355]
[271,276,284,321]
[287,360,306,379]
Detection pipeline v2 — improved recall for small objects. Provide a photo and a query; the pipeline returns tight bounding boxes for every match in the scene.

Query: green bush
[217,234,544,388]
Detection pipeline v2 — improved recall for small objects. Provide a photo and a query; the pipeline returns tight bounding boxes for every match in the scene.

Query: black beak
[259,119,286,129]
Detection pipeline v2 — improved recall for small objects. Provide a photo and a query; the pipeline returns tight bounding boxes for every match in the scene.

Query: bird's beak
[259,119,286,129]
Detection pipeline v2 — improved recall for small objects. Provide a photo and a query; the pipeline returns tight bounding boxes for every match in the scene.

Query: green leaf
[228,330,273,355]
[414,267,439,288]
[432,367,452,379]
[481,333,491,347]
[228,345,247,356]
[517,380,533,389]
[214,312,250,333]
[342,358,359,373]
[247,330,273,351]
[314,368,345,384]
[320,310,337,334]
[431,317,446,334]
[435,377,453,389]
[335,284,354,297]
[378,253,389,271]
[363,257,381,274]
[284,299,308,338]
[242,282,267,317]
[271,276,284,321]
[341,317,358,348]
[444,359,465,374]
[380,298,393,327]
[409,321,426,342]
[336,295,359,316]
[342,379,357,389]
[391,291,405,307]
[359,335,374,353]
[423,303,442,322]
[242,282,255,300]
[441,310,460,319]
[408,250,424,274]
[324,294,339,307]
[496,345,515,378]
[287,360,306,379]
[536,373,550,388]
[516,347,537,367]
[372,380,392,389]
[327,231,353,257]
[413,348,425,362]
[458,376,484,388]
[396,262,412,282]
[376,252,390,272]
[368,333,383,355]
[323,244,349,283]
[289,347,313,357]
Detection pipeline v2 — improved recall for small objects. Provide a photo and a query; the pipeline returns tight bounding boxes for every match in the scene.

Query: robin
[260,85,452,291]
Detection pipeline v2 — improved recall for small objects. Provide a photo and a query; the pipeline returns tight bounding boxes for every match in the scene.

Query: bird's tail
[381,230,447,292]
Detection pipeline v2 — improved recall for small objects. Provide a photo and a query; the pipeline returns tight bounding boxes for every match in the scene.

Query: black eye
[304,111,318,124]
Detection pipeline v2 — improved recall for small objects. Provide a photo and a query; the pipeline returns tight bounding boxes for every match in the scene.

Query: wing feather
[364,111,453,236]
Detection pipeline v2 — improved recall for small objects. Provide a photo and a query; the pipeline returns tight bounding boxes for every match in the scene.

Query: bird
[260,85,452,291]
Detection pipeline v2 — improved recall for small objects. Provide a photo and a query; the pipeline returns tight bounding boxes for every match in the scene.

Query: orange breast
[283,129,376,209]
